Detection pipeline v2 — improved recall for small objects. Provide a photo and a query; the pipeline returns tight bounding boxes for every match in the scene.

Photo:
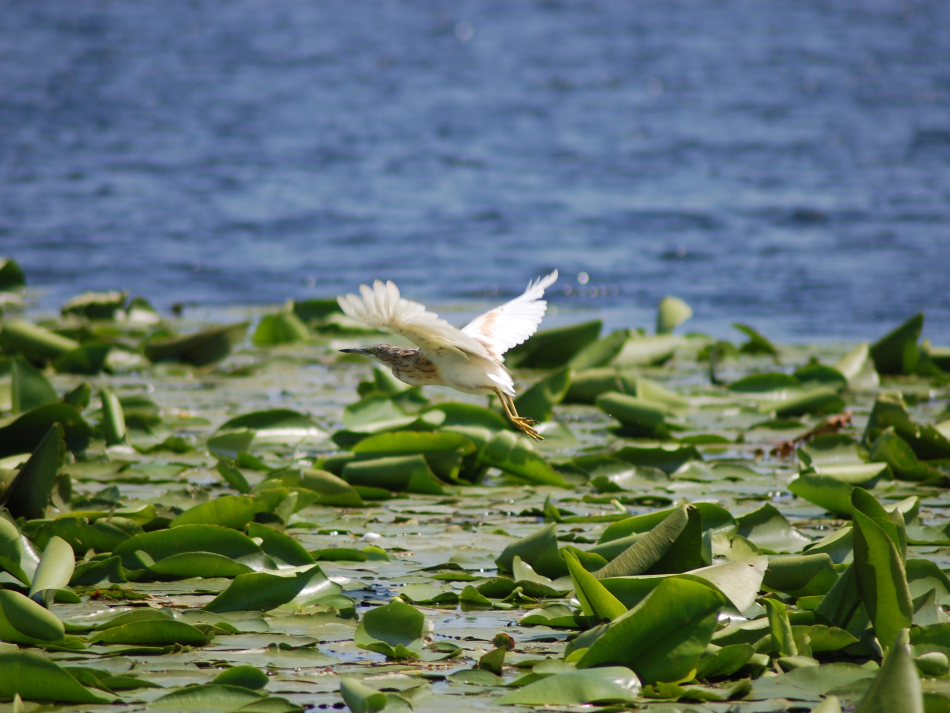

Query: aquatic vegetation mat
[2,264,950,711]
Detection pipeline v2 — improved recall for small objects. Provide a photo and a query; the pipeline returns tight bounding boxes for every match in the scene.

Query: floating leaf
[852,489,913,647]
[204,564,334,612]
[99,388,127,446]
[0,319,79,362]
[253,311,310,346]
[217,460,252,494]
[733,323,779,357]
[172,494,262,530]
[577,577,724,684]
[563,367,633,405]
[736,503,811,553]
[91,619,209,646]
[0,517,32,584]
[3,358,57,414]
[854,629,922,713]
[794,364,848,390]
[343,455,445,495]
[730,372,799,394]
[495,523,566,579]
[0,258,26,292]
[513,367,572,423]
[568,329,631,370]
[656,296,693,334]
[0,423,64,519]
[258,468,363,508]
[28,535,74,602]
[340,677,406,713]
[354,600,425,658]
[0,403,92,458]
[151,684,264,711]
[0,651,109,704]
[863,392,950,460]
[595,504,701,578]
[208,430,256,460]
[213,666,269,690]
[144,321,250,366]
[870,313,923,376]
[763,554,840,598]
[497,667,641,706]
[113,525,270,571]
[0,587,65,647]
[611,334,682,367]
[53,342,112,375]
[564,549,626,621]
[596,392,669,438]
[217,409,323,442]
[248,523,314,567]
[507,320,602,369]
[480,430,567,487]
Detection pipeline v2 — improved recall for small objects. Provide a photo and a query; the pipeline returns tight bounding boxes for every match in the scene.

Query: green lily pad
[870,313,923,376]
[0,651,110,704]
[252,311,310,346]
[497,667,641,705]
[507,320,602,369]
[144,321,250,366]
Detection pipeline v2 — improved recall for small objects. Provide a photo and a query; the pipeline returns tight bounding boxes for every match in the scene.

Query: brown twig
[769,411,853,458]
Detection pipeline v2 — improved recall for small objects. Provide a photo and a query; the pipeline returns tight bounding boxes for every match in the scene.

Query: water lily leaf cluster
[3,269,950,711]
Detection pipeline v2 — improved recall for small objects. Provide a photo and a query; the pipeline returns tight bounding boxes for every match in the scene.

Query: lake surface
[2,0,949,343]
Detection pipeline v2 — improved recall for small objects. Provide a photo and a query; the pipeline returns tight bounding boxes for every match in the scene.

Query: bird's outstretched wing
[337,280,492,359]
[461,270,558,360]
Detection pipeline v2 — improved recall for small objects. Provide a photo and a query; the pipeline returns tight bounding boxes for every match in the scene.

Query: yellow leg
[493,389,543,441]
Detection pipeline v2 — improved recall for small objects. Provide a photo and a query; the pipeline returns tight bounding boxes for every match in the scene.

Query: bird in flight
[337,270,558,440]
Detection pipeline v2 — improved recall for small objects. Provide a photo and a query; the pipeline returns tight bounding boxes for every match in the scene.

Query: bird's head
[339,344,401,366]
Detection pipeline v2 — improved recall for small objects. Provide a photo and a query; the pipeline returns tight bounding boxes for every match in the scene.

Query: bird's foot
[512,417,543,441]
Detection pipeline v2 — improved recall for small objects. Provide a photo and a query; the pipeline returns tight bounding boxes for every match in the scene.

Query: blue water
[2,1,950,343]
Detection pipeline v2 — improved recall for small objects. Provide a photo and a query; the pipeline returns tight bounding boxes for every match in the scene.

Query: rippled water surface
[2,0,949,341]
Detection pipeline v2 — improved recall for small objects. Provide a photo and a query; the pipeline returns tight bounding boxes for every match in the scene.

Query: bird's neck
[374,345,443,386]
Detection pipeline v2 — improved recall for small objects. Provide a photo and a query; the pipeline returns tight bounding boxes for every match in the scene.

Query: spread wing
[461,270,558,361]
[337,279,492,359]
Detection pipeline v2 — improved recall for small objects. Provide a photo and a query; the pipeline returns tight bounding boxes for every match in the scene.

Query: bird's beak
[339,348,371,355]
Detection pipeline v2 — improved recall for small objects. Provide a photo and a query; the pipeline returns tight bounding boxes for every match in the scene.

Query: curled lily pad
[0,423,64,519]
[0,258,26,292]
[29,535,75,602]
[577,577,725,684]
[0,403,92,458]
[204,564,335,612]
[61,291,127,320]
[343,455,445,495]
[479,430,567,487]
[354,600,426,658]
[506,320,602,369]
[0,319,79,362]
[113,525,271,571]
[252,311,310,346]
[870,313,923,376]
[144,321,249,366]
[568,329,631,370]
[0,651,109,704]
[733,323,779,357]
[218,409,324,442]
[90,619,209,646]
[513,367,572,423]
[611,334,682,367]
[497,667,641,706]
[656,296,693,334]
[596,392,669,438]
[0,589,66,646]
[2,357,57,413]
